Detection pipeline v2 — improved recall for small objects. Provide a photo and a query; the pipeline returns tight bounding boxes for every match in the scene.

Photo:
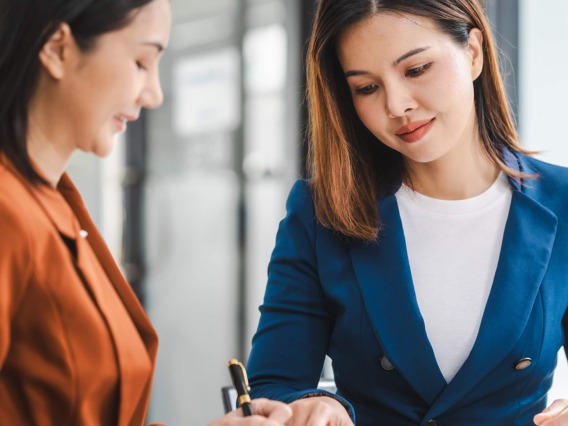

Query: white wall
[520,0,568,164]
[520,0,568,402]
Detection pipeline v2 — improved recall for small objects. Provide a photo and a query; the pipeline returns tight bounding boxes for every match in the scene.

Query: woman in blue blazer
[247,0,568,425]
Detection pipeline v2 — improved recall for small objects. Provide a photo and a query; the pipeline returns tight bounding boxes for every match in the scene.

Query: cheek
[353,99,386,134]
[437,59,476,105]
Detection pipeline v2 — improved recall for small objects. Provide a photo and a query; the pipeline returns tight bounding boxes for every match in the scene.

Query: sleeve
[0,200,33,367]
[563,308,568,360]
[247,180,355,421]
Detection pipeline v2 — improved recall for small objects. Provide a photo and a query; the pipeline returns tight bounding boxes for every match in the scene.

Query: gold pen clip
[227,359,251,391]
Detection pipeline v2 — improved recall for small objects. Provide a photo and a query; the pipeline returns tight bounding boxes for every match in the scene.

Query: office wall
[520,0,568,401]
[143,0,301,424]
[520,0,568,165]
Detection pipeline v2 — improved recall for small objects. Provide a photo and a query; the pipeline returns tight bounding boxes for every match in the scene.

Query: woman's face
[56,0,171,157]
[336,13,483,169]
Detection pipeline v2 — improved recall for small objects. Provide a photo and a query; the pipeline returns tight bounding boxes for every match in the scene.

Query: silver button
[79,230,88,239]
[380,355,395,371]
[515,357,532,370]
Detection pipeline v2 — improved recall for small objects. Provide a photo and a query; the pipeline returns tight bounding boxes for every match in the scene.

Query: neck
[26,114,74,188]
[26,74,75,187]
[404,140,499,200]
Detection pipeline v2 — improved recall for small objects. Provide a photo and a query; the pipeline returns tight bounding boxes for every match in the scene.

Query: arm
[247,180,355,423]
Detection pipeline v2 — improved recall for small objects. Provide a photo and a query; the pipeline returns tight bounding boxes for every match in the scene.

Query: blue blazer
[247,151,568,426]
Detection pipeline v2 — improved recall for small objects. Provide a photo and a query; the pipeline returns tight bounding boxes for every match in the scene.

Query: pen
[227,359,254,417]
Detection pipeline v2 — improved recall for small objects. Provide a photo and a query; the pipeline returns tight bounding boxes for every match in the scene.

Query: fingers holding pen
[249,398,293,422]
[208,399,292,426]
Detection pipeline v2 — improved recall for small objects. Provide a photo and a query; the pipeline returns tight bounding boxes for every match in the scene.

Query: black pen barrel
[227,359,255,417]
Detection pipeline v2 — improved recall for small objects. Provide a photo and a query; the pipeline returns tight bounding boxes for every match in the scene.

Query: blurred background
[66,0,568,424]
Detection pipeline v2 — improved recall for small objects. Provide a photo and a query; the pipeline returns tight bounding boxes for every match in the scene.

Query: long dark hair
[306,0,530,241]
[0,0,155,183]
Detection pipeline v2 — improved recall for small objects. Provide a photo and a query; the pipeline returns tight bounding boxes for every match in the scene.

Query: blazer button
[380,355,395,371]
[427,420,438,426]
[515,357,532,370]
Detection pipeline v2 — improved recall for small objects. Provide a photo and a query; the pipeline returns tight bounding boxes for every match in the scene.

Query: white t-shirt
[395,173,512,382]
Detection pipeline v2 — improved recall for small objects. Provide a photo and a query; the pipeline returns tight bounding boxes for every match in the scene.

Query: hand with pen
[534,399,568,425]
[208,359,292,426]
[208,398,292,426]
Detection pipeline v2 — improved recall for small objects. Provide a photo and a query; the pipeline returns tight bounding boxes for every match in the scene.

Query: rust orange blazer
[0,156,158,426]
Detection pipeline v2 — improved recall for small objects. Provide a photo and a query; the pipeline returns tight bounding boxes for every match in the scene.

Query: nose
[139,67,164,109]
[384,82,416,118]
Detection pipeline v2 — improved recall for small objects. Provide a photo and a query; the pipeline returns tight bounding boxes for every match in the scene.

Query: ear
[38,23,75,80]
[467,28,484,81]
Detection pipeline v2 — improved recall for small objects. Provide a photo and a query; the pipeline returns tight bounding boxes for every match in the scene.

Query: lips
[395,118,435,143]
[113,116,127,133]
[112,113,139,133]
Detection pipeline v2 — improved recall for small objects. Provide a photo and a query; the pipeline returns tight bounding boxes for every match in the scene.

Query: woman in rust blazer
[0,0,170,424]
[0,1,292,425]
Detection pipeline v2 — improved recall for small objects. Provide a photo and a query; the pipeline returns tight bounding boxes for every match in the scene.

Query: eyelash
[406,62,432,78]
[354,62,433,95]
[355,84,378,95]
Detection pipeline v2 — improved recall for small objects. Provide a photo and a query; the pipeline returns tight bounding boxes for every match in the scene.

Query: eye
[405,62,432,78]
[355,83,379,95]
[136,61,147,71]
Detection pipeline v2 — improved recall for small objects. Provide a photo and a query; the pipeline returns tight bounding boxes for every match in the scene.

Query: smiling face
[40,0,172,159]
[73,0,171,157]
[337,12,484,171]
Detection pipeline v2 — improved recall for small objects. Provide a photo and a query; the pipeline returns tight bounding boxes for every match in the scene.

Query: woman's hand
[534,399,568,425]
[209,398,292,426]
[286,396,354,426]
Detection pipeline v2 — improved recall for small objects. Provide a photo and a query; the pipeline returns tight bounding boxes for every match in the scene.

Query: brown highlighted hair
[306,0,529,241]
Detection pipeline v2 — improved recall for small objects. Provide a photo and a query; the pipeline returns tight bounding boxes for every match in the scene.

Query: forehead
[112,0,172,43]
[336,12,447,66]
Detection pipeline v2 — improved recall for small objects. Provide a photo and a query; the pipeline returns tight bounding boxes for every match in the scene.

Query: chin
[93,135,118,158]
[95,145,116,158]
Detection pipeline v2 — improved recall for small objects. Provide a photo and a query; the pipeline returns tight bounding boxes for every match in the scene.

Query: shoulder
[522,155,568,181]
[288,179,313,204]
[0,163,42,224]
[273,179,320,245]
[518,154,568,212]
[286,179,315,211]
[282,179,320,230]
[520,154,568,193]
[0,165,35,243]
[0,168,34,296]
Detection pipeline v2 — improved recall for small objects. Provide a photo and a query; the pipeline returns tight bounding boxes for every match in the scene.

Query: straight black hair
[0,0,155,183]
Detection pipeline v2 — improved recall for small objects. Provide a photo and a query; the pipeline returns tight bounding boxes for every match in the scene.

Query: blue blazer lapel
[426,188,558,419]
[350,195,447,405]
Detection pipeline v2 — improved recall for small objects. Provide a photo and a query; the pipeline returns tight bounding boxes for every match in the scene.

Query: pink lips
[113,116,127,133]
[395,118,435,143]
[112,114,138,133]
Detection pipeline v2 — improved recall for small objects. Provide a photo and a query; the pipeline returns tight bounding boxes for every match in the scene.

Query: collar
[383,147,526,199]
[0,154,79,239]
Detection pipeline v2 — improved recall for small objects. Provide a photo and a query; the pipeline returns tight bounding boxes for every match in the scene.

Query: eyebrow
[344,46,431,78]
[393,46,430,65]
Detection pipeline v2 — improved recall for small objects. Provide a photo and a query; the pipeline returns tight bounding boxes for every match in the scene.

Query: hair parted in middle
[306,0,530,241]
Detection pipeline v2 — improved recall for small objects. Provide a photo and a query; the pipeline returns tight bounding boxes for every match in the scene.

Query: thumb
[534,399,568,425]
